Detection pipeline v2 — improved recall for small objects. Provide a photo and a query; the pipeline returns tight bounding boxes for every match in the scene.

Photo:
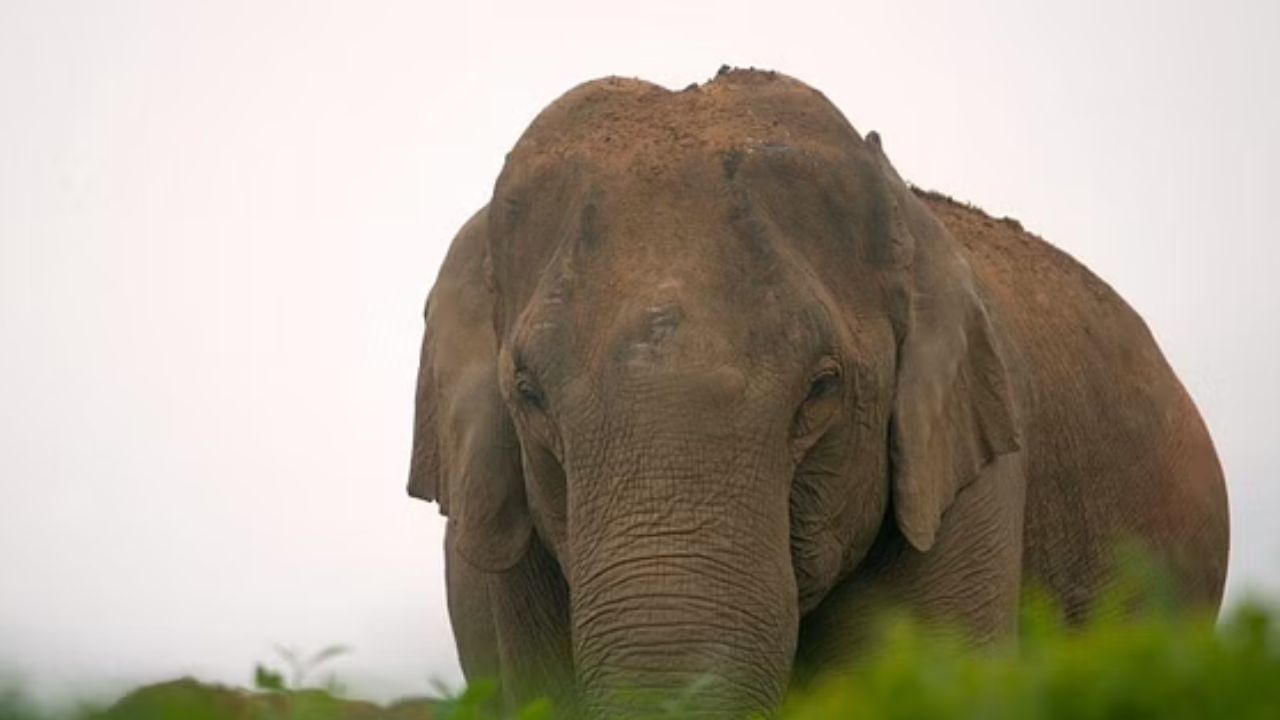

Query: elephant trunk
[567,438,798,718]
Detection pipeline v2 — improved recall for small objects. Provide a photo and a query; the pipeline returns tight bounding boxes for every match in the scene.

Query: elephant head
[409,70,1019,717]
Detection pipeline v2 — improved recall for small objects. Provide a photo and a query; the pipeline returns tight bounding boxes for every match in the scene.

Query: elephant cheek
[791,529,845,615]
[789,430,893,614]
[522,445,569,560]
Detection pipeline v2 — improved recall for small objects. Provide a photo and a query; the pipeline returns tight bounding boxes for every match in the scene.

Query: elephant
[407,68,1229,718]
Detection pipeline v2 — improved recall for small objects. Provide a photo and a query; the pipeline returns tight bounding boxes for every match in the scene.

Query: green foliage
[3,598,1279,719]
[781,599,1280,720]
[254,666,287,693]
[431,679,499,720]
[255,644,351,696]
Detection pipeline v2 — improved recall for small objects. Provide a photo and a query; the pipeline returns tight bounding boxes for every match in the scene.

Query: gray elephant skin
[407,69,1229,718]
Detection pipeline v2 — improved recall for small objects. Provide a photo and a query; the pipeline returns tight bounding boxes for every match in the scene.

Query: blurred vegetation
[779,597,1279,720]
[3,586,1277,719]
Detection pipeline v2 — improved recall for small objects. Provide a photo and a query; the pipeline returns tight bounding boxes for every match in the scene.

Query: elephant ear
[870,139,1021,553]
[408,207,533,572]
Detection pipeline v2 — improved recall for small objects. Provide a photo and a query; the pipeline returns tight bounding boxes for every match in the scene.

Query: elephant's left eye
[792,361,843,447]
[806,367,841,402]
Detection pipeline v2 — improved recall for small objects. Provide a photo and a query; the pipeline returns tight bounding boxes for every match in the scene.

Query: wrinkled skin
[408,70,1229,718]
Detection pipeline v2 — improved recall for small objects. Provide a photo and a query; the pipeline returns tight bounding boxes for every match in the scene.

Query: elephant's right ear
[408,207,533,572]
[407,321,443,507]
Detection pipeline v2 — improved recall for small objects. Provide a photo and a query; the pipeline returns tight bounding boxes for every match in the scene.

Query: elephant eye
[792,362,843,448]
[514,370,547,410]
[805,366,842,403]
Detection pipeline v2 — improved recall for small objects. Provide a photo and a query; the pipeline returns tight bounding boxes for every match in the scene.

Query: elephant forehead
[600,299,813,392]
[611,298,687,365]
[507,68,862,172]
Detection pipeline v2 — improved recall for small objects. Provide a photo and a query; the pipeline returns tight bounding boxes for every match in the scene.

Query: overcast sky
[1,0,1277,706]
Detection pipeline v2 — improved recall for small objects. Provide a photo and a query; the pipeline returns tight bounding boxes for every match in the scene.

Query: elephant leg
[445,525,574,712]
[444,523,500,683]
[794,452,1027,682]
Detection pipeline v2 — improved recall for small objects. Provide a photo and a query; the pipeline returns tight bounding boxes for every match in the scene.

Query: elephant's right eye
[514,370,547,411]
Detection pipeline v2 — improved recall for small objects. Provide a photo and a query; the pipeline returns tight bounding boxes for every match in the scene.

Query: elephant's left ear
[872,148,1021,553]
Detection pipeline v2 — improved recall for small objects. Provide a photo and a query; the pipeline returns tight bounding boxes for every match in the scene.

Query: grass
[3,589,1277,719]
[779,598,1280,720]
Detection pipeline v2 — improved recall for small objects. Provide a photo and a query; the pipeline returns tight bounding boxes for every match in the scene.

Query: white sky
[1,0,1277,706]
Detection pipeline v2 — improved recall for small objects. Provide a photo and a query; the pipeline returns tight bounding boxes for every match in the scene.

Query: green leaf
[515,697,553,720]
[253,664,286,692]
[306,645,351,671]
